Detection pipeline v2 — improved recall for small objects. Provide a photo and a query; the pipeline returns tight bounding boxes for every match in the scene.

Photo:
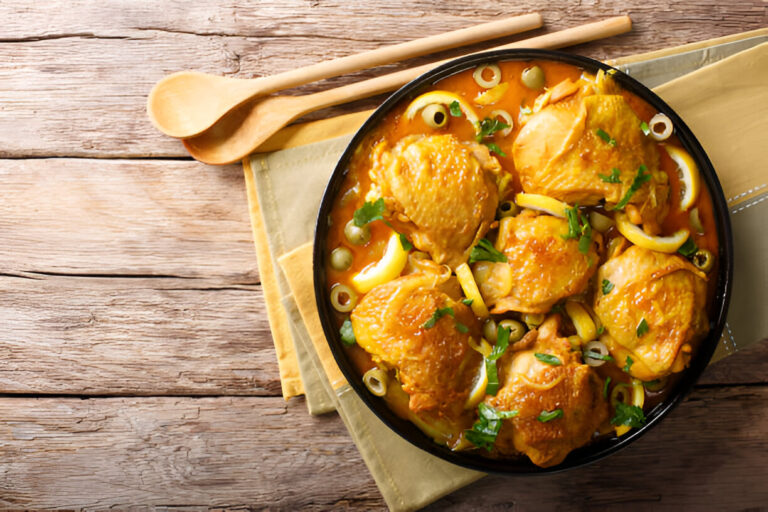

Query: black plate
[313,49,733,474]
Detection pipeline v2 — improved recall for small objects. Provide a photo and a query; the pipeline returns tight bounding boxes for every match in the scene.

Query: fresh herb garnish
[583,350,614,362]
[636,318,649,337]
[422,307,454,329]
[340,319,356,346]
[596,128,617,146]
[598,168,622,183]
[611,402,646,428]
[461,298,474,306]
[454,321,469,334]
[476,117,510,141]
[449,100,462,117]
[623,356,634,373]
[484,326,510,396]
[353,198,386,227]
[640,121,651,136]
[678,237,698,258]
[601,279,614,295]
[534,353,562,366]
[561,205,593,254]
[537,409,564,423]
[469,238,507,264]
[612,164,651,210]
[643,379,660,388]
[603,376,612,398]
[597,325,605,336]
[465,403,519,451]
[484,142,506,157]
[577,210,593,254]
[398,232,413,251]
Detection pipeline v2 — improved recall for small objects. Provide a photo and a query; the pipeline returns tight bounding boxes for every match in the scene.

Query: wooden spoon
[148,14,542,138]
[184,16,632,165]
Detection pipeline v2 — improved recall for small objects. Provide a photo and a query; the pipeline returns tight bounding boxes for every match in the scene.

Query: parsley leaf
[640,121,651,136]
[603,376,612,398]
[563,205,580,240]
[623,356,634,373]
[598,168,622,183]
[561,206,592,254]
[454,321,469,334]
[465,403,518,451]
[476,117,511,141]
[422,307,454,329]
[612,164,651,210]
[534,353,562,366]
[597,325,605,336]
[353,198,386,227]
[636,318,649,337]
[449,100,462,117]
[398,232,413,251]
[601,279,614,295]
[469,238,507,264]
[577,210,593,254]
[611,402,646,428]
[340,319,356,346]
[537,409,564,423]
[461,298,474,306]
[485,326,510,396]
[678,237,698,258]
[596,128,617,146]
[583,350,614,362]
[484,142,506,157]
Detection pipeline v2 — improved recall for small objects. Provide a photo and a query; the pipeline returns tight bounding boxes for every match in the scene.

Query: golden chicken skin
[350,265,482,416]
[513,79,669,232]
[486,316,609,468]
[594,245,708,381]
[474,210,598,314]
[369,134,501,268]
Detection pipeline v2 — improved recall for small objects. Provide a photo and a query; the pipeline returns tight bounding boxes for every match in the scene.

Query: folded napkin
[244,34,768,511]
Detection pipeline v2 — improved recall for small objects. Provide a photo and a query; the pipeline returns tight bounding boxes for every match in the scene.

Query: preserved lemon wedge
[615,213,689,253]
[351,233,408,294]
[475,82,509,106]
[565,301,597,342]
[664,144,701,211]
[404,91,480,132]
[456,263,490,317]
[514,192,569,218]
[464,360,488,410]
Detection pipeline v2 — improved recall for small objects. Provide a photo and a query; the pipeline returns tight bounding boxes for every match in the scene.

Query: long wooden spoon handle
[303,16,633,112]
[255,13,543,95]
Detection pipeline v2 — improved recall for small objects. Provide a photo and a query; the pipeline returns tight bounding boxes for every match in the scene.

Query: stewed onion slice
[473,63,501,88]
[582,340,610,367]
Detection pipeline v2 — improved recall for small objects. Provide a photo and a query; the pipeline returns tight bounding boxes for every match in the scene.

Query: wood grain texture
[0,0,764,158]
[0,386,765,509]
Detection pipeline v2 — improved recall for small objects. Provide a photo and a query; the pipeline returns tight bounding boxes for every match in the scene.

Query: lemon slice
[664,144,700,211]
[404,91,480,132]
[351,233,408,293]
[464,361,488,410]
[475,82,509,106]
[565,301,597,342]
[615,213,689,253]
[515,193,569,218]
[456,263,490,317]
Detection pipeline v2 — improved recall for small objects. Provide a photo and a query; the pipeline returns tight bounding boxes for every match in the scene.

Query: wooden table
[1,1,766,509]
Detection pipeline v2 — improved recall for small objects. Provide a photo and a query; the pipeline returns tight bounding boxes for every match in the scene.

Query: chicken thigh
[369,134,501,268]
[594,245,708,380]
[486,315,609,468]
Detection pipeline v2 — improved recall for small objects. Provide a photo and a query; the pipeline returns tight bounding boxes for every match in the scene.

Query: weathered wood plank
[0,158,257,280]
[0,386,766,509]
[0,1,764,158]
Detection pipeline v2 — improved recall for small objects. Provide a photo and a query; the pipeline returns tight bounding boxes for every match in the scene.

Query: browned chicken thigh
[369,134,501,268]
[486,316,608,468]
[594,245,708,380]
[513,81,669,232]
[350,264,482,416]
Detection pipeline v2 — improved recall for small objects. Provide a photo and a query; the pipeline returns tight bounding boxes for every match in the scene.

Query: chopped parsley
[611,164,651,210]
[454,321,469,334]
[534,353,562,366]
[623,356,634,373]
[340,319,356,346]
[561,205,593,254]
[601,279,614,295]
[596,128,617,146]
[603,376,612,398]
[476,117,510,141]
[583,350,614,362]
[353,198,385,227]
[461,298,474,306]
[484,325,510,396]
[469,238,507,264]
[537,409,564,423]
[611,402,646,428]
[597,325,605,336]
[422,307,454,329]
[398,232,413,251]
[484,142,506,157]
[598,168,622,183]
[636,318,649,337]
[640,121,651,136]
[449,100,462,117]
[465,403,518,451]
[678,237,698,258]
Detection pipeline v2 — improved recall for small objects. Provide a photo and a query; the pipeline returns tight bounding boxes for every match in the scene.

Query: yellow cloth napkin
[244,36,768,511]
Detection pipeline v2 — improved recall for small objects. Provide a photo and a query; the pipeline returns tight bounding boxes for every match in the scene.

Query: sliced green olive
[692,249,714,273]
[421,103,448,128]
[522,312,545,329]
[344,219,371,246]
[483,318,498,342]
[497,200,519,219]
[330,247,353,271]
[499,319,526,343]
[330,284,357,313]
[521,65,545,90]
